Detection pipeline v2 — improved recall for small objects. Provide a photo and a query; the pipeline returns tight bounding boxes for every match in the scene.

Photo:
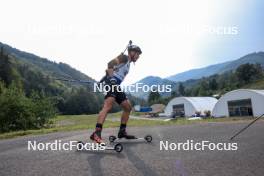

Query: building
[149,104,165,117]
[134,105,141,112]
[150,104,165,113]
[133,105,152,112]
[212,89,264,117]
[164,97,218,117]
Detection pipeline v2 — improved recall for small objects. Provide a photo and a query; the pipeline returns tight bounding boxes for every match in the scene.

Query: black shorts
[104,85,127,104]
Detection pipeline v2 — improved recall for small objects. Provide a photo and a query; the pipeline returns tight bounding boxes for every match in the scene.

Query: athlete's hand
[106,68,114,77]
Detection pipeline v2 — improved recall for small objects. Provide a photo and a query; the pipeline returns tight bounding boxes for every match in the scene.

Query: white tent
[212,89,264,117]
[164,97,218,117]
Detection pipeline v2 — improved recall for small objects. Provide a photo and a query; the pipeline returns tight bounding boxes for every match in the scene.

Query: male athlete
[90,44,142,143]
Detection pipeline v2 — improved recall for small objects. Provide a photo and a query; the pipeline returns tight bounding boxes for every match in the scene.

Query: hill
[0,42,111,115]
[166,52,264,82]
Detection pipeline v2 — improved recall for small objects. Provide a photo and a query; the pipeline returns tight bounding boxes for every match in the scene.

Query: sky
[0,0,264,85]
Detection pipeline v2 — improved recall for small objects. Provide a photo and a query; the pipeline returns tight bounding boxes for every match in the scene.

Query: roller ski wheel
[144,135,152,143]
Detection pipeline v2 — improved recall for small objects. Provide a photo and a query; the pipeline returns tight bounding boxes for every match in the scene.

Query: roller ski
[109,129,152,143]
[77,131,123,153]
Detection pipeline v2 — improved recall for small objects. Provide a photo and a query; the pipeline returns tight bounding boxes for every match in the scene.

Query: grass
[0,113,259,140]
[243,79,264,89]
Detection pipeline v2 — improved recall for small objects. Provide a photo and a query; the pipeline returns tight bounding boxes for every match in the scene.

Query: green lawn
[0,113,258,139]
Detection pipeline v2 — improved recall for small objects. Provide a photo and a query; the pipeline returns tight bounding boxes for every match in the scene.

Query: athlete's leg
[97,97,115,124]
[120,100,132,124]
[90,97,115,143]
[118,100,135,139]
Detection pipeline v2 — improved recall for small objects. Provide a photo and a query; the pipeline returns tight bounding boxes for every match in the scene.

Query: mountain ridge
[0,42,95,82]
[166,52,264,82]
[131,51,264,99]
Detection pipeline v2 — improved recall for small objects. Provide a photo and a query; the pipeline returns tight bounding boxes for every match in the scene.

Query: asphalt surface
[1,120,264,176]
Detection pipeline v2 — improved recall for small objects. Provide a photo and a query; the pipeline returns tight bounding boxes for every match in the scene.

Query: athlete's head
[128,45,142,62]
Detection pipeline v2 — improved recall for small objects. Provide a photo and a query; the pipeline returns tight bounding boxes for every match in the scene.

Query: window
[228,99,253,117]
[172,104,185,117]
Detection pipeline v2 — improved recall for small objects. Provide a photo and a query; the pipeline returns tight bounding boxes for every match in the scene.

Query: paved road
[1,120,264,176]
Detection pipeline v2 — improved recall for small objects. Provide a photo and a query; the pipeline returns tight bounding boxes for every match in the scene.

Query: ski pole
[54,77,95,84]
[230,114,264,140]
[99,40,133,82]
[121,40,132,54]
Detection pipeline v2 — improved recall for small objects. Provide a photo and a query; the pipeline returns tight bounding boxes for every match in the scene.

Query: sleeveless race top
[113,55,130,84]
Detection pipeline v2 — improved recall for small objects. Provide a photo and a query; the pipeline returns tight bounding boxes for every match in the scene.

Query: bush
[194,111,201,117]
[30,91,57,128]
[204,110,212,118]
[0,82,57,132]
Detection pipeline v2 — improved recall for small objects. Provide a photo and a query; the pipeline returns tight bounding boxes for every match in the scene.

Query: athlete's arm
[106,54,128,76]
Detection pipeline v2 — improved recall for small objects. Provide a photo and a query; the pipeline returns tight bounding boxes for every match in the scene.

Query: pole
[230,114,264,140]
[54,78,95,84]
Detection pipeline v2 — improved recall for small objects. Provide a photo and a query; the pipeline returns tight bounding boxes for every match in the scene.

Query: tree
[236,63,263,85]
[0,81,56,132]
[170,90,178,97]
[62,87,104,115]
[197,79,210,96]
[0,48,21,87]
[148,90,161,105]
[209,78,218,90]
[178,83,185,96]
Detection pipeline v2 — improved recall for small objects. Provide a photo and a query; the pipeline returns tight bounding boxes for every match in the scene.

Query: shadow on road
[123,142,159,176]
[76,149,125,176]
